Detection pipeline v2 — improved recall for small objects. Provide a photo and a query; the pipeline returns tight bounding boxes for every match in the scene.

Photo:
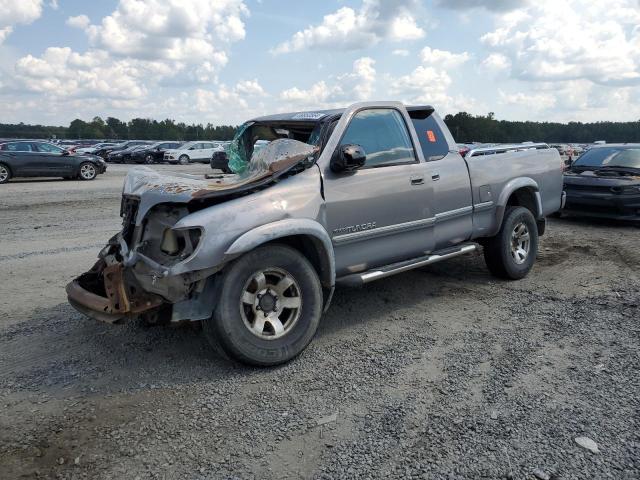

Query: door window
[35,143,65,153]
[340,109,416,168]
[6,142,34,152]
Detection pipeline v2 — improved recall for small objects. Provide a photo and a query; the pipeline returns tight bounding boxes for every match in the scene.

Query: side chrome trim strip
[473,201,494,212]
[332,204,481,245]
[435,205,473,222]
[332,216,436,245]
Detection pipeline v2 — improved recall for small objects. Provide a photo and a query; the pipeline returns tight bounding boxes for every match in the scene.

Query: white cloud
[420,47,470,69]
[83,0,248,67]
[480,53,511,73]
[436,0,530,11]
[392,49,410,57]
[234,79,266,97]
[66,15,90,30]
[499,90,557,111]
[0,0,43,44]
[272,0,425,54]
[389,46,474,112]
[279,57,376,108]
[481,0,640,86]
[5,0,254,113]
[14,47,149,100]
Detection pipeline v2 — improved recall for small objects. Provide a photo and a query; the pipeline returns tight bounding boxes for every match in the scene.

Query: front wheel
[483,206,539,280]
[144,154,154,164]
[203,245,323,366]
[178,155,190,165]
[78,162,97,181]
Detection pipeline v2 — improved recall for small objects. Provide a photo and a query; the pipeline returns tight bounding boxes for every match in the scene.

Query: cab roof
[251,104,435,123]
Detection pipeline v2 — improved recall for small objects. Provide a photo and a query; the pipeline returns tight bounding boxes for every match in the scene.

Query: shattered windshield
[227,121,321,174]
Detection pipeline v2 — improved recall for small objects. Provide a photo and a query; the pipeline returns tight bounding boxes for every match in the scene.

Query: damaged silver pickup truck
[67,102,565,366]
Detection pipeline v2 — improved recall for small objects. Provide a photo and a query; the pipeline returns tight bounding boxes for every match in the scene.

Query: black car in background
[0,140,107,184]
[130,141,183,164]
[210,150,232,173]
[563,144,640,221]
[97,140,148,159]
[107,143,154,163]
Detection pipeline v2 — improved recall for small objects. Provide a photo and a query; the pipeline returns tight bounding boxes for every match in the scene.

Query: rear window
[409,114,450,161]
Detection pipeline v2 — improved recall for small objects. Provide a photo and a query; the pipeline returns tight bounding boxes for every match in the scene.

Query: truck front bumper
[66,260,164,323]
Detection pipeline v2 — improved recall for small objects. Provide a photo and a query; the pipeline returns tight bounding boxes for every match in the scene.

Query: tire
[178,155,190,165]
[483,206,539,280]
[203,245,323,366]
[78,162,97,181]
[144,154,154,164]
[0,163,11,184]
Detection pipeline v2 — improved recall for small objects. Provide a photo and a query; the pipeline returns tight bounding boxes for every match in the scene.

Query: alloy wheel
[80,163,96,180]
[239,268,302,340]
[510,222,530,264]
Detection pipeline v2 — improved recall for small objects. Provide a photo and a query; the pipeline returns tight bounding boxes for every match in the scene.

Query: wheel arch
[224,219,335,290]
[495,178,542,229]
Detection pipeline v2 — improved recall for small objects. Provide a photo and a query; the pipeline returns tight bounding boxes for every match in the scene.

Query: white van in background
[164,141,223,164]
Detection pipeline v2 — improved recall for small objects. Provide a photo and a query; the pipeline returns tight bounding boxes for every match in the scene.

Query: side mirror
[330,144,366,173]
[61,150,70,156]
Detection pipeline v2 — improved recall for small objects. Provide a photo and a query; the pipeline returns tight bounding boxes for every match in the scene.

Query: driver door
[322,108,435,277]
[32,142,74,175]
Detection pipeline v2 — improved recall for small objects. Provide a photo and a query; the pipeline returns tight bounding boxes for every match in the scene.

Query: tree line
[2,112,640,143]
[443,112,640,144]
[0,116,237,141]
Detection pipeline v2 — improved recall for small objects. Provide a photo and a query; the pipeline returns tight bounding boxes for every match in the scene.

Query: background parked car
[164,141,223,164]
[98,141,147,160]
[210,150,231,173]
[75,142,118,154]
[107,143,154,163]
[130,141,183,164]
[562,144,640,221]
[0,140,107,183]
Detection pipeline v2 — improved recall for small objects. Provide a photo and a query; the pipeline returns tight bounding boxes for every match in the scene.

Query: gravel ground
[0,165,638,479]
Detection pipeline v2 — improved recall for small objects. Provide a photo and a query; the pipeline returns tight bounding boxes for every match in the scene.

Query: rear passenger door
[200,142,216,161]
[409,112,473,249]
[323,108,436,276]
[3,142,38,175]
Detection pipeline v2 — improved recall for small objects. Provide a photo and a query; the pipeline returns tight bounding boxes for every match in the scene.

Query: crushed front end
[67,138,320,324]
[66,195,206,323]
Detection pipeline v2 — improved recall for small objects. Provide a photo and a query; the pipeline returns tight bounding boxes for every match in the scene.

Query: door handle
[410,175,424,185]
[431,173,440,181]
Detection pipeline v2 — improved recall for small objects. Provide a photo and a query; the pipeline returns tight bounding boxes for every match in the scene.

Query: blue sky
[1,0,639,125]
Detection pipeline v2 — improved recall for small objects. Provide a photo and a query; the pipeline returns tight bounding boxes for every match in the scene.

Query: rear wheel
[0,163,11,184]
[203,245,323,366]
[178,155,190,165]
[78,162,97,181]
[483,206,538,279]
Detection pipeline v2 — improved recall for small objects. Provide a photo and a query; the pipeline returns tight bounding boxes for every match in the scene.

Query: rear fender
[494,178,541,233]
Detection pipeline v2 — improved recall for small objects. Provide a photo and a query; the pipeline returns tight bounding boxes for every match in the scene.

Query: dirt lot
[0,165,638,479]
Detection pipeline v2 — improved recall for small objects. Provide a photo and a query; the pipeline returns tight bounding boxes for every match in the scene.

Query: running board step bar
[336,244,478,287]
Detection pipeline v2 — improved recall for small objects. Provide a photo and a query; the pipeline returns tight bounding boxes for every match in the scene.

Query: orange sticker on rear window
[427,130,436,142]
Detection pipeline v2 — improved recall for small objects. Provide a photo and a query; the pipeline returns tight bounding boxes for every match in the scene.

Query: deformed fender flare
[224,218,336,288]
[494,177,542,230]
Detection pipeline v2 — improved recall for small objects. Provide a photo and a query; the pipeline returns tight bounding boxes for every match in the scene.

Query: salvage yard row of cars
[1,125,638,225]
